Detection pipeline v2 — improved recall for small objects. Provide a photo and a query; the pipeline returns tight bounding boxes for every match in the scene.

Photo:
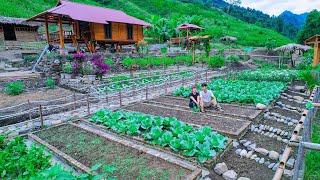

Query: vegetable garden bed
[122,102,251,138]
[270,107,301,120]
[79,119,232,168]
[146,96,262,120]
[32,124,201,180]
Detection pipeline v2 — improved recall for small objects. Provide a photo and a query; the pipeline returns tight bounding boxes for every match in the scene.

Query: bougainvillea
[73,53,86,63]
[90,53,110,79]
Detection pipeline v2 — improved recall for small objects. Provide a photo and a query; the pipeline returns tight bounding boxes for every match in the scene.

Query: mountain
[0,0,291,47]
[279,10,309,29]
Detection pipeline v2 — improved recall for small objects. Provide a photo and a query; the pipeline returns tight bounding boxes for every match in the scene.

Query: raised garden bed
[122,102,251,138]
[147,96,262,120]
[79,119,232,169]
[270,107,301,120]
[32,123,201,180]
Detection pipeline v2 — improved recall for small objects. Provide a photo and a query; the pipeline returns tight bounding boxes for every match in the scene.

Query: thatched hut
[0,16,40,48]
[274,43,311,67]
[220,36,237,43]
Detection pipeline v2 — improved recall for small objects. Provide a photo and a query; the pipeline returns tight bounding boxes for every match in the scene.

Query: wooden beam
[89,23,95,53]
[135,43,138,52]
[120,45,123,53]
[58,14,64,49]
[44,14,50,44]
[116,43,119,53]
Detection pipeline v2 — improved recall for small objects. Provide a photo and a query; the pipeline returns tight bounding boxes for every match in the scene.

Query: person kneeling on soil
[200,83,222,112]
[189,86,200,110]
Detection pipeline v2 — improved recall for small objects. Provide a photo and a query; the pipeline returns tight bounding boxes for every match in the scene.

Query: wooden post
[313,37,319,67]
[116,43,119,53]
[205,70,208,83]
[105,91,108,104]
[44,14,50,44]
[192,41,195,65]
[146,86,148,100]
[39,105,44,128]
[119,90,122,106]
[87,95,90,116]
[58,14,65,49]
[135,43,139,52]
[27,100,32,121]
[120,45,123,53]
[73,93,76,110]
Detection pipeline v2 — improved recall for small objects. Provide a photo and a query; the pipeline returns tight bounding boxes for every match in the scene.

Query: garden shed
[0,16,40,49]
[27,0,151,53]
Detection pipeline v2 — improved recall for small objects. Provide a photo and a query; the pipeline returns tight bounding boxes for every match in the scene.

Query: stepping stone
[236,149,242,155]
[243,141,251,147]
[258,158,265,164]
[269,133,274,138]
[237,177,250,180]
[233,141,239,148]
[255,157,260,162]
[240,139,247,144]
[240,150,247,157]
[222,170,237,180]
[214,162,228,175]
[255,148,269,156]
[248,143,256,151]
[269,151,280,160]
[268,163,275,169]
[250,154,257,160]
[246,151,253,159]
[272,163,279,171]
[264,161,271,166]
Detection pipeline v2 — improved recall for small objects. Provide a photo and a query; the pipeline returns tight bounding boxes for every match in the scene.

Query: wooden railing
[48,30,74,42]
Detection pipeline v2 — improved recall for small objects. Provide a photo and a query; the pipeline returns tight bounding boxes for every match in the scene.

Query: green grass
[0,0,291,47]
[305,113,320,180]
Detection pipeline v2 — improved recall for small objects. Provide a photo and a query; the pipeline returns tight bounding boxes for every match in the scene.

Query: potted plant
[84,62,96,81]
[62,62,73,79]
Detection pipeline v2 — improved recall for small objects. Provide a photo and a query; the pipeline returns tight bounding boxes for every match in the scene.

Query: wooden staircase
[81,32,93,53]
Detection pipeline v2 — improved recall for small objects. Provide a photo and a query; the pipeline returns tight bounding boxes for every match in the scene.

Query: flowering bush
[90,53,110,79]
[73,53,86,63]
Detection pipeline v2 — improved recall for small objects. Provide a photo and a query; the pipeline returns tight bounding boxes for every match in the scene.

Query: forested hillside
[0,0,291,47]
[280,11,309,29]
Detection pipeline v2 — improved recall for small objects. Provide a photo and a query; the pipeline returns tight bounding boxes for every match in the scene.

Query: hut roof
[28,0,151,26]
[177,24,204,30]
[0,16,40,27]
[220,36,237,42]
[274,43,311,52]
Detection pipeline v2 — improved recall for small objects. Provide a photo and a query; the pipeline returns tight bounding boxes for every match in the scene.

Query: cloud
[241,0,320,16]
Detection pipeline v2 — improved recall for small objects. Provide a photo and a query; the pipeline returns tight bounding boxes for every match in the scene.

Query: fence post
[73,93,76,110]
[105,91,108,104]
[169,74,172,86]
[39,105,44,128]
[87,95,90,116]
[119,90,122,106]
[146,86,148,100]
[206,70,208,83]
[165,81,168,95]
[27,100,32,121]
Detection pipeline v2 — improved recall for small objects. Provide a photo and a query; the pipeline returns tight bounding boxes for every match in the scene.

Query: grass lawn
[304,113,320,180]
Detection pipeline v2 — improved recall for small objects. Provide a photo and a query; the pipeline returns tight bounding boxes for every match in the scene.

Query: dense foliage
[89,109,228,163]
[0,0,291,47]
[207,56,225,68]
[0,136,51,179]
[173,80,286,105]
[298,10,320,43]
[228,69,300,82]
[45,77,56,89]
[5,81,24,95]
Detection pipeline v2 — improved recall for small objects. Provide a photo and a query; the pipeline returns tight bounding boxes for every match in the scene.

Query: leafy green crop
[45,77,56,89]
[89,109,228,163]
[174,79,286,105]
[228,69,301,82]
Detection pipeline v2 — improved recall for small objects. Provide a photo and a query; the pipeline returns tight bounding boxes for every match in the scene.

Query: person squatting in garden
[189,86,200,109]
[200,83,222,112]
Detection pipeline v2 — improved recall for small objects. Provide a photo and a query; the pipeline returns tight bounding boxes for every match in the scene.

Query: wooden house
[0,16,40,49]
[27,0,151,53]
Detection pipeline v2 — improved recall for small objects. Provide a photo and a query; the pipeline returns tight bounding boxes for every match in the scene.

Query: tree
[298,10,320,43]
[224,0,241,13]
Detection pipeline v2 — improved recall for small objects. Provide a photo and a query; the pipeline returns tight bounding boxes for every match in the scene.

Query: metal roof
[28,0,151,26]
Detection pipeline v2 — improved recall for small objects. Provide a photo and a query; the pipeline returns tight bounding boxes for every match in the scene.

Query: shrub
[62,62,73,74]
[148,57,162,67]
[5,81,24,95]
[122,58,136,68]
[136,58,148,69]
[227,55,240,62]
[23,55,37,62]
[162,57,174,67]
[45,77,55,89]
[207,56,225,68]
[175,55,193,66]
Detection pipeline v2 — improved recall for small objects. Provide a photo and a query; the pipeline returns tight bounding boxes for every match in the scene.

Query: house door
[3,24,16,41]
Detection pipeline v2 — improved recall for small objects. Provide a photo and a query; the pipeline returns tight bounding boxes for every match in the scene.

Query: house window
[104,23,112,39]
[127,24,133,40]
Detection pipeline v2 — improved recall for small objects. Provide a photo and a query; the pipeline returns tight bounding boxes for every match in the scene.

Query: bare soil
[149,96,261,119]
[0,87,73,108]
[278,98,305,109]
[259,118,295,133]
[122,103,250,137]
[36,124,191,180]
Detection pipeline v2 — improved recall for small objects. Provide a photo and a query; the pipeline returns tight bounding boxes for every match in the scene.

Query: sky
[241,0,320,16]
